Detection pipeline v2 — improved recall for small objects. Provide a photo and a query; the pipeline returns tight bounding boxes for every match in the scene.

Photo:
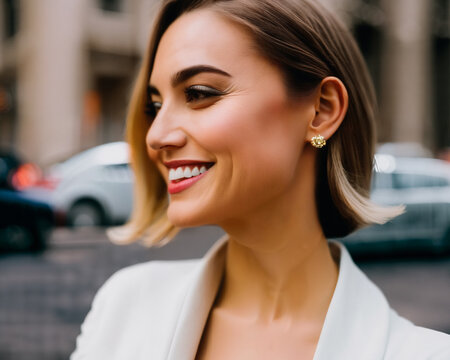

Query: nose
[146,110,187,151]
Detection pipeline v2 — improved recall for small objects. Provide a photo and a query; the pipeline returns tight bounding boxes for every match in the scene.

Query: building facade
[0,0,449,166]
[0,0,158,166]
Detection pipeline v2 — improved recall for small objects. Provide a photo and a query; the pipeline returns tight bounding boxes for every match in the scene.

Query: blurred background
[0,0,449,359]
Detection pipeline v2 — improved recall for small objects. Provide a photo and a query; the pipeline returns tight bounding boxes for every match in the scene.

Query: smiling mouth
[166,162,215,195]
[169,163,215,183]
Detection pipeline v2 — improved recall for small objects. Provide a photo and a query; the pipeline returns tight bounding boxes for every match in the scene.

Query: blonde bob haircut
[109,0,403,246]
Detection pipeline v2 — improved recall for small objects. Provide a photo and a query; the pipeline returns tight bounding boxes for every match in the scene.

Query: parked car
[376,142,433,158]
[25,142,134,227]
[341,154,450,256]
[0,189,55,252]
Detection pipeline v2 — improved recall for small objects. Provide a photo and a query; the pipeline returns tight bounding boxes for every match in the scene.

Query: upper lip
[163,160,215,168]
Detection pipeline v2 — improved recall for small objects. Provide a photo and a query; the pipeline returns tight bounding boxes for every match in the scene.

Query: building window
[3,0,19,39]
[98,0,122,12]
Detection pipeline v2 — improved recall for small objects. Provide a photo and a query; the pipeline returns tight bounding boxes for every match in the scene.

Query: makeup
[168,169,210,194]
[164,161,214,194]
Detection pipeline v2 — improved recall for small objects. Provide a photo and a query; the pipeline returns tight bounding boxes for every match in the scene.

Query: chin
[166,201,214,228]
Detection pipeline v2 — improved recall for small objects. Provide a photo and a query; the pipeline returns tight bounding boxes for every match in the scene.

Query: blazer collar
[167,235,228,360]
[167,238,392,360]
[313,241,392,360]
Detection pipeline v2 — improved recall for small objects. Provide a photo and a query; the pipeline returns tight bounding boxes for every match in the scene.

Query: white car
[26,142,134,226]
[341,155,450,255]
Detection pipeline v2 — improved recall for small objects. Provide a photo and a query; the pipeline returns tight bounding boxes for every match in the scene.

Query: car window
[52,142,129,178]
[105,163,131,171]
[392,173,449,189]
[99,163,133,182]
[371,172,393,190]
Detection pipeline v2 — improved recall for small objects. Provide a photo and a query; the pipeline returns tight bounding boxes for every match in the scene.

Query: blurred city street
[0,226,222,360]
[0,226,449,360]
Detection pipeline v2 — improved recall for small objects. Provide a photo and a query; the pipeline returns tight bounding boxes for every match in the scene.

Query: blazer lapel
[165,238,392,360]
[313,241,392,360]
[167,235,228,360]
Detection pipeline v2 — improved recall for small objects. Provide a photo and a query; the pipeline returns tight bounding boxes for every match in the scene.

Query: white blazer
[71,237,450,359]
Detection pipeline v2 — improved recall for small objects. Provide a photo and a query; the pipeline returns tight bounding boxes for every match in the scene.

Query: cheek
[193,96,305,201]
[208,94,304,161]
[196,93,299,149]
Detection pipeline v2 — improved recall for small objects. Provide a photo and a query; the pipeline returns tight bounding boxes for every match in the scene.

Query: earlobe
[307,76,348,144]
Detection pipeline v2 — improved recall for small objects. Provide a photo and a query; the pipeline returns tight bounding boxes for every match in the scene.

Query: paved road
[0,227,449,360]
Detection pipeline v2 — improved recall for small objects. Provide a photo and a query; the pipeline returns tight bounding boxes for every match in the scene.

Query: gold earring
[310,134,326,148]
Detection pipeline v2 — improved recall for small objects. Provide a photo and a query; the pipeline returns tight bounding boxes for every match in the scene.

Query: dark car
[0,149,41,190]
[0,151,21,189]
[0,189,55,252]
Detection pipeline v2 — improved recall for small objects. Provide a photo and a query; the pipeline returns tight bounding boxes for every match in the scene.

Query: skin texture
[147,9,348,360]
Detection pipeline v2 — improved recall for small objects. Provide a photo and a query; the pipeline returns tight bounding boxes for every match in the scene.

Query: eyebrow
[148,65,231,96]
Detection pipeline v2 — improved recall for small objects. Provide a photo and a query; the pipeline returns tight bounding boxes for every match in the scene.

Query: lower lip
[168,169,210,194]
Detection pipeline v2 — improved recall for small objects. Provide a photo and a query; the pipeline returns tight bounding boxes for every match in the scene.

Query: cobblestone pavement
[0,227,449,360]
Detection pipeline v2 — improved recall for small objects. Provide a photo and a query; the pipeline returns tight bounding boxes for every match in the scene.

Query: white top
[71,237,450,359]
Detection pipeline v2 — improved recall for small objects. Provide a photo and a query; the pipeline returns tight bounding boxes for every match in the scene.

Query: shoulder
[70,258,203,359]
[104,258,201,285]
[386,310,450,359]
[97,258,201,301]
[326,242,450,359]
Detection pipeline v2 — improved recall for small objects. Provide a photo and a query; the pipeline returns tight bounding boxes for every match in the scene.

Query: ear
[305,76,348,144]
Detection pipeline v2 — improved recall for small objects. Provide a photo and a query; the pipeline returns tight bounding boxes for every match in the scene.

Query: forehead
[150,9,259,85]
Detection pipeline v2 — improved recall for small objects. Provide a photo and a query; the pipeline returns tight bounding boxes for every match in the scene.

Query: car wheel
[68,201,104,227]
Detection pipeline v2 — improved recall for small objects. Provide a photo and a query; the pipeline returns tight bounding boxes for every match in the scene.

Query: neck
[217,148,339,325]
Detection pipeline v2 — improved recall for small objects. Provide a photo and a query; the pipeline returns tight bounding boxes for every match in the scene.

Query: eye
[144,100,162,117]
[184,85,225,105]
[152,101,162,113]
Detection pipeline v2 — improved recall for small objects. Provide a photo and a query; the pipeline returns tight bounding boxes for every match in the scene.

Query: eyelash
[184,85,224,103]
[145,85,225,117]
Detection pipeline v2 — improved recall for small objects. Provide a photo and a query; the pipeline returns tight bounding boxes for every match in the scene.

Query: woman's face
[147,9,316,227]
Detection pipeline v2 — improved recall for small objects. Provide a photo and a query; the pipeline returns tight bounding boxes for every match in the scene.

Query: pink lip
[168,169,210,194]
[164,160,213,168]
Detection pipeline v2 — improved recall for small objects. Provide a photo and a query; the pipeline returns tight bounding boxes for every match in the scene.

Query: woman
[71,0,450,359]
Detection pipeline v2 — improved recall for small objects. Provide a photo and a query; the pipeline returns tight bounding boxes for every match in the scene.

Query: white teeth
[169,168,177,181]
[183,167,192,178]
[175,167,184,180]
[169,165,210,181]
[192,167,200,176]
